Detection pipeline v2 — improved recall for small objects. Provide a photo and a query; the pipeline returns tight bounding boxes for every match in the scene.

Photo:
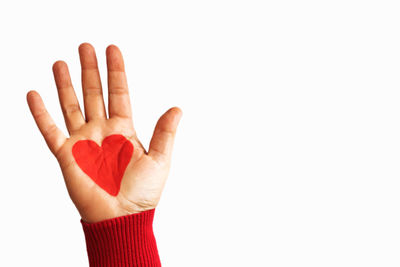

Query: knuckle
[83,86,103,96]
[63,104,81,116]
[42,124,58,138]
[33,110,48,120]
[113,113,131,119]
[156,128,175,138]
[109,86,128,96]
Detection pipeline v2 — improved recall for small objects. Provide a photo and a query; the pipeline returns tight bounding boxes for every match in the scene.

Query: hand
[26,43,182,223]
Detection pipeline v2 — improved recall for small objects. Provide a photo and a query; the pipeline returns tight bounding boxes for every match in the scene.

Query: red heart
[72,134,134,196]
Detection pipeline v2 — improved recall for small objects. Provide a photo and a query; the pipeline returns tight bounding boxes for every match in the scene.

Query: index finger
[106,45,132,120]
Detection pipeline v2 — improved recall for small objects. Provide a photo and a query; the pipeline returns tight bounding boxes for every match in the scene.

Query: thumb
[148,107,182,162]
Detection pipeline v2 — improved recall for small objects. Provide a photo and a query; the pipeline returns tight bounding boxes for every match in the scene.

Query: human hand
[26,43,182,223]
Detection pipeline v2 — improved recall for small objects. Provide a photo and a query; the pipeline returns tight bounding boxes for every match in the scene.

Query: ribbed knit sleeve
[81,208,161,267]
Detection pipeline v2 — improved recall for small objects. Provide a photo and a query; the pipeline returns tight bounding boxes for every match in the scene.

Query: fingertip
[26,90,44,114]
[52,60,67,72]
[160,107,182,131]
[106,44,125,71]
[27,90,36,98]
[79,43,98,68]
[79,43,96,60]
[79,42,94,52]
[169,106,183,123]
[106,44,120,54]
[170,106,182,114]
[26,90,39,102]
[149,107,182,161]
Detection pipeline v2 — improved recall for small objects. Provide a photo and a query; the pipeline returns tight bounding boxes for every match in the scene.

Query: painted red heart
[72,134,134,196]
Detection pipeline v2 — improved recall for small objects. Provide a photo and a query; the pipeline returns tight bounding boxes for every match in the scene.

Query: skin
[26,43,182,223]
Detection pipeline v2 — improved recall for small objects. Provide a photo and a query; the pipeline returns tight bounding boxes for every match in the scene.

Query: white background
[1,1,400,266]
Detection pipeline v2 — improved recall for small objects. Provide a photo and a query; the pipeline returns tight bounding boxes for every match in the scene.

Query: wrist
[81,208,161,267]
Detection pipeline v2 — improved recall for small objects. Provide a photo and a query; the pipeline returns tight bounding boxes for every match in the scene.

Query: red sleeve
[80,208,161,267]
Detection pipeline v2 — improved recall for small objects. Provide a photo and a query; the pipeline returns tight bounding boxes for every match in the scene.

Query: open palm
[27,43,182,223]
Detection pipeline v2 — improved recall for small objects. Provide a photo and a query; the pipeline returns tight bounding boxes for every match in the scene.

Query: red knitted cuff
[81,208,161,267]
